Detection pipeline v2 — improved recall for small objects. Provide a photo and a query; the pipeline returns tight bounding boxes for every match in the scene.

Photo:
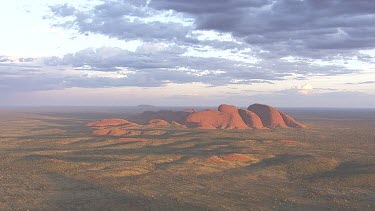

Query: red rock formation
[238,109,264,129]
[86,103,306,132]
[247,104,287,128]
[185,109,222,129]
[279,111,306,128]
[147,119,169,126]
[218,104,248,129]
[186,104,248,129]
[86,119,138,127]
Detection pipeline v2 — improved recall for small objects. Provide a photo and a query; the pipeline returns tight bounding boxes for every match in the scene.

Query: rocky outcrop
[130,110,191,124]
[185,109,224,129]
[187,103,305,129]
[247,104,287,128]
[217,104,248,129]
[86,103,306,135]
[185,104,248,129]
[238,109,264,129]
[279,111,307,128]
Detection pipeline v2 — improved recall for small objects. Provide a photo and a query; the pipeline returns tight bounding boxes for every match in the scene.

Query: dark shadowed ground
[0,107,374,210]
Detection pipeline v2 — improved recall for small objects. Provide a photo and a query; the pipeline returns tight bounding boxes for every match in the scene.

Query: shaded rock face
[247,104,287,128]
[238,109,264,129]
[185,109,224,129]
[129,110,191,124]
[279,111,307,128]
[218,104,248,129]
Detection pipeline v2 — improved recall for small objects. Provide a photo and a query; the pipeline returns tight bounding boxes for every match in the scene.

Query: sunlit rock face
[86,103,306,135]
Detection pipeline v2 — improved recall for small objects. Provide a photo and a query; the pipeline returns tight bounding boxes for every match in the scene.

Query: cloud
[40,46,354,88]
[347,81,375,85]
[0,56,372,107]
[49,3,76,17]
[47,1,370,79]
[49,1,194,43]
[3,83,373,107]
[149,0,375,59]
[294,83,314,95]
[150,0,271,14]
[19,57,34,63]
[1,0,372,108]
[0,56,12,63]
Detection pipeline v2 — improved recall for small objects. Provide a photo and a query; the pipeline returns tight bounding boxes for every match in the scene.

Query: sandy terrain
[0,107,374,210]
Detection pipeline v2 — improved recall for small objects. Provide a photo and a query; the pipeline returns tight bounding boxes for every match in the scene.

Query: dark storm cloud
[48,0,375,62]
[73,16,191,42]
[92,0,149,18]
[150,0,375,53]
[50,1,194,43]
[150,0,271,14]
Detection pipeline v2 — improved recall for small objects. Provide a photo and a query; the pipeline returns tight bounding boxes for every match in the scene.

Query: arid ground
[0,107,374,210]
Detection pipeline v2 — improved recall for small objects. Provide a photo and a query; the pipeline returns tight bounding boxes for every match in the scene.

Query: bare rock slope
[86,103,306,135]
[185,103,305,129]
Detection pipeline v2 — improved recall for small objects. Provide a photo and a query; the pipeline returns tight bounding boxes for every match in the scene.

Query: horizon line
[1,105,375,109]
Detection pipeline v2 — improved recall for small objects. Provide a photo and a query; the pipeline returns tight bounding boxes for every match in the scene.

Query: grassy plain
[0,107,374,210]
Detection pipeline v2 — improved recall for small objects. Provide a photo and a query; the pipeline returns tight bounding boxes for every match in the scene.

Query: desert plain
[0,106,374,210]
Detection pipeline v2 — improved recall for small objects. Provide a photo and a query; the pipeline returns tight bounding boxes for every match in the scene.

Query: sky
[0,0,375,107]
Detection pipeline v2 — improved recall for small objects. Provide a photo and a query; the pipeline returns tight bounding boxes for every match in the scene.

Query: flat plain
[0,107,374,210]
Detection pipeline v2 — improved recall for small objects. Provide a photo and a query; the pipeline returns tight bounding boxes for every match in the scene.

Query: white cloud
[294,83,314,95]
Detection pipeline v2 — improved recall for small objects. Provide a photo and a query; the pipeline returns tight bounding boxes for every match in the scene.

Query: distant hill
[136,105,157,109]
